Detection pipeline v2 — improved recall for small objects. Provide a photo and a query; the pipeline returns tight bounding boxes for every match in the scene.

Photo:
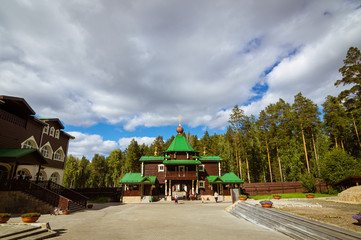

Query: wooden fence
[242,181,328,196]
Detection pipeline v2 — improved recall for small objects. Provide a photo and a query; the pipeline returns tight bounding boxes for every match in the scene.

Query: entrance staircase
[7,180,88,212]
[0,223,57,240]
[229,201,361,240]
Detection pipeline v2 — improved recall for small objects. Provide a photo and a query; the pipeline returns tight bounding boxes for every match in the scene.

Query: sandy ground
[7,201,292,240]
[246,197,361,233]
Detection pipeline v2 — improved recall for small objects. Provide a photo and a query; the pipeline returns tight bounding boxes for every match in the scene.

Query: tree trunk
[300,121,310,173]
[335,136,338,148]
[245,150,251,183]
[276,144,283,182]
[311,130,320,177]
[351,112,361,148]
[265,136,273,182]
[341,139,345,151]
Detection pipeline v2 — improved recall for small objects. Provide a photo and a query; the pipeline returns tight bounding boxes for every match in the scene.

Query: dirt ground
[273,198,361,233]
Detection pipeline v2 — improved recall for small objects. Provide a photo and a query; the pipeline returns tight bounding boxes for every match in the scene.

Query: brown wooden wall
[242,181,328,196]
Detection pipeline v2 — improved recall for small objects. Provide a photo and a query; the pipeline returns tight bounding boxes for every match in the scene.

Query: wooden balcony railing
[166,171,197,179]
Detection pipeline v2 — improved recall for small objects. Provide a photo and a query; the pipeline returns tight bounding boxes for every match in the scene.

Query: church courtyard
[7,202,291,240]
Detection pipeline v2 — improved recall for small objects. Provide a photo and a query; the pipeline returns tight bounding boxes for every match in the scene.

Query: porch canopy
[120,173,156,184]
[207,172,244,184]
[0,148,47,165]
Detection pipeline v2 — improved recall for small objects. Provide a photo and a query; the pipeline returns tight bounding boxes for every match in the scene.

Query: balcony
[165,171,197,180]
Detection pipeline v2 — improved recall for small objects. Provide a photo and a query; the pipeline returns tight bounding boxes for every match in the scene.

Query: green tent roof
[200,156,223,161]
[163,135,195,152]
[163,160,201,165]
[139,156,164,161]
[207,172,243,183]
[119,173,157,184]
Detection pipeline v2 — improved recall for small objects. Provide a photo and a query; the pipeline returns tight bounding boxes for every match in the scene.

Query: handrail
[34,180,88,208]
[10,180,71,210]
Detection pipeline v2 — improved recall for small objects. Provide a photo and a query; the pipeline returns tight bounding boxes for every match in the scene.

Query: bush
[300,173,316,193]
[0,213,11,218]
[21,213,41,218]
[320,148,361,185]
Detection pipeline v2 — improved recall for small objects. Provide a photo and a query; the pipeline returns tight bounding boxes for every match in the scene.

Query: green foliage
[300,173,316,193]
[320,148,361,185]
[21,213,41,217]
[88,197,110,203]
[250,193,336,200]
[0,213,11,218]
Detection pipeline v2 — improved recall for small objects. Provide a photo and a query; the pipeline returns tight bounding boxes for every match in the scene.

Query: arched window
[54,149,64,161]
[40,142,53,159]
[50,172,59,184]
[49,127,55,137]
[17,169,31,179]
[55,130,60,139]
[21,136,38,149]
[0,165,9,184]
[36,171,47,181]
[43,125,49,134]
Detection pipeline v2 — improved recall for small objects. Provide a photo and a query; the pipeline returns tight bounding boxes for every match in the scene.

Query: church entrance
[171,180,192,200]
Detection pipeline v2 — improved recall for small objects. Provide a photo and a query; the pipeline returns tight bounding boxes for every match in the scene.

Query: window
[199,181,205,188]
[55,130,60,139]
[43,125,49,134]
[158,164,164,172]
[49,127,55,136]
[54,151,62,161]
[198,164,205,172]
[21,136,38,149]
[36,172,46,181]
[22,140,34,149]
[50,173,58,183]
[41,147,49,158]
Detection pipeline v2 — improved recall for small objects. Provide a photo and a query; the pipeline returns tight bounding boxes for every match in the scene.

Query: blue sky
[1,0,361,159]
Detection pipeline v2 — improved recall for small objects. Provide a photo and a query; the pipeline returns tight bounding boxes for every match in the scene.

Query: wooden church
[120,122,243,203]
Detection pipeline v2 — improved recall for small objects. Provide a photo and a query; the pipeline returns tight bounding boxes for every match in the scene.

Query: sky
[1,0,361,159]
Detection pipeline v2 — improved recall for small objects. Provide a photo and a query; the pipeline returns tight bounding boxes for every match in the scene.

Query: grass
[249,192,337,200]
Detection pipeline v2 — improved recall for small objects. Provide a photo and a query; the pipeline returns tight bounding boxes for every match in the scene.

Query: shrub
[0,213,11,218]
[300,173,316,193]
[320,148,361,185]
[21,213,41,218]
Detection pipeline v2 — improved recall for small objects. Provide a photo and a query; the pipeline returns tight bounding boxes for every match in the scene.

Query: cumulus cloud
[118,137,156,149]
[1,0,360,130]
[67,131,118,159]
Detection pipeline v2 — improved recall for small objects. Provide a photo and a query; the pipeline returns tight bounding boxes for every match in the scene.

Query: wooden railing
[35,180,88,208]
[9,180,71,210]
[166,171,197,178]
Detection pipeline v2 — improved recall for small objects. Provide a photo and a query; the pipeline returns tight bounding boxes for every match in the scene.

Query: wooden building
[120,124,243,202]
[0,95,74,186]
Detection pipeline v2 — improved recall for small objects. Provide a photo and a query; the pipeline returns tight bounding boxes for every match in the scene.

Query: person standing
[214,191,218,203]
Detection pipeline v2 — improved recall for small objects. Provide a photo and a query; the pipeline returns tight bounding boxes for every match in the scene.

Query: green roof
[119,173,157,184]
[164,135,195,152]
[163,160,201,165]
[0,148,48,165]
[139,156,164,161]
[207,172,243,183]
[200,156,223,161]
[0,148,38,158]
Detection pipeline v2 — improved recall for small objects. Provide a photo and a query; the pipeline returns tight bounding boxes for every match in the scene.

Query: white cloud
[118,137,156,149]
[1,0,360,131]
[67,131,118,159]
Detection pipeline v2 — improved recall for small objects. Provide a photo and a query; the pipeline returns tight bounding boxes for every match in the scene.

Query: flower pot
[0,217,10,223]
[21,216,39,223]
[239,197,247,201]
[261,203,273,208]
[63,211,70,215]
[273,196,281,200]
[306,195,314,198]
[87,204,93,209]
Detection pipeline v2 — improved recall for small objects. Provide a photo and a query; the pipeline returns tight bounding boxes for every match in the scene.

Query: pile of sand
[338,186,361,203]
